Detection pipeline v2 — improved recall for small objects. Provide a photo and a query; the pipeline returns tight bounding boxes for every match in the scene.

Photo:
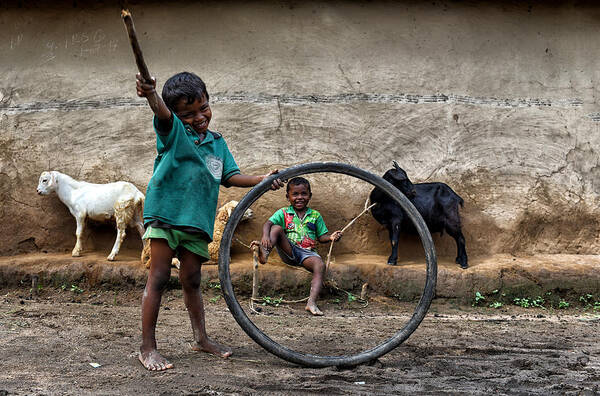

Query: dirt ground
[1,282,599,395]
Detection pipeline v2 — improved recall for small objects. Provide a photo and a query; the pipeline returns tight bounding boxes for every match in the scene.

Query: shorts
[276,238,321,266]
[143,226,209,260]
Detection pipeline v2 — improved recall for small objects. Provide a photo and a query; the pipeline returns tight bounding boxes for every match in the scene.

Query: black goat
[370,161,468,269]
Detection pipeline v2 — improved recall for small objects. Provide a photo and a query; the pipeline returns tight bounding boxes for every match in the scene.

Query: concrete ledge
[1,252,599,302]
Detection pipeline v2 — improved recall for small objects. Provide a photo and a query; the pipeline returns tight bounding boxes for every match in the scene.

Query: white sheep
[141,200,253,268]
[36,171,145,261]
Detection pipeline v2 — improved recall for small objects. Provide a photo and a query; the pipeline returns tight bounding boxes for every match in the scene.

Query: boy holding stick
[136,72,283,370]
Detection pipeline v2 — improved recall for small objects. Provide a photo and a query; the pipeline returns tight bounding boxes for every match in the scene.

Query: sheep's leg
[132,206,145,239]
[134,221,145,239]
[72,214,86,257]
[110,198,137,261]
[108,218,127,261]
[134,220,150,262]
[141,239,151,268]
[447,228,468,269]
[133,217,149,264]
[387,224,401,266]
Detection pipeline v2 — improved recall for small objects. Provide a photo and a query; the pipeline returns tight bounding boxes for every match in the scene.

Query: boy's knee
[148,268,171,292]
[180,270,202,290]
[304,257,325,273]
[271,225,288,244]
[314,260,325,273]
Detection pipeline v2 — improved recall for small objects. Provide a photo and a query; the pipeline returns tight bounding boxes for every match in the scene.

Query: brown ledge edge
[1,252,599,303]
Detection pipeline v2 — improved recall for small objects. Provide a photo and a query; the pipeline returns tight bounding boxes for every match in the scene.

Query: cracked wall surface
[1,1,600,260]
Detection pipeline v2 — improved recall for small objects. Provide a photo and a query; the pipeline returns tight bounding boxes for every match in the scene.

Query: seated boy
[252,177,342,316]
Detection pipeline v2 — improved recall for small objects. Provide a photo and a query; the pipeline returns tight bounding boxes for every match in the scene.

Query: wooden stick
[31,275,39,297]
[360,282,369,300]
[325,203,376,272]
[252,246,259,303]
[121,8,159,111]
[121,9,151,82]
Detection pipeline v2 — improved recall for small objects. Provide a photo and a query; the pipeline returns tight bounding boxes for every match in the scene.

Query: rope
[234,236,253,250]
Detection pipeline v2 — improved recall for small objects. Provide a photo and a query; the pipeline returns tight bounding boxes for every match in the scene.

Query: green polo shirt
[268,206,328,251]
[143,114,240,241]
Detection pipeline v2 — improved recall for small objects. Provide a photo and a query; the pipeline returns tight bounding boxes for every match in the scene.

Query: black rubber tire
[218,162,437,368]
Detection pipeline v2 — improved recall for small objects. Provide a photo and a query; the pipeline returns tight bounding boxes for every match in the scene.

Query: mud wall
[1,1,600,261]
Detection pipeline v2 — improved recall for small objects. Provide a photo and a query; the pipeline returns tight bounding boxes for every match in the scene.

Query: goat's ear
[48,171,56,187]
[227,205,234,218]
[392,160,400,170]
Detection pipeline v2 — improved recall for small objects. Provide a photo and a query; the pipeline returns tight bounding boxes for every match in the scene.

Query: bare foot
[305,302,324,316]
[258,247,271,264]
[190,338,232,358]
[251,241,270,264]
[139,348,174,371]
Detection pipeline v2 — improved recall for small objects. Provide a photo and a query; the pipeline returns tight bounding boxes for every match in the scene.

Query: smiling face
[173,94,212,135]
[286,183,312,211]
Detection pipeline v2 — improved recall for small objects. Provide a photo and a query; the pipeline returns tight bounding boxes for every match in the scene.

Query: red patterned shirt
[268,206,328,250]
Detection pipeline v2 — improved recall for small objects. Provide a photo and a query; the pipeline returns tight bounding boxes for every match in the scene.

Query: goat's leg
[72,214,86,257]
[108,218,127,261]
[387,224,401,266]
[447,228,468,269]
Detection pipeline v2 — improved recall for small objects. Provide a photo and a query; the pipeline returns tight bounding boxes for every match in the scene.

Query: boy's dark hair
[286,177,311,194]
[162,72,210,111]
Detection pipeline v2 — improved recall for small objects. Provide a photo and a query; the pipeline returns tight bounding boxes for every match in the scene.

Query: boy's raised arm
[136,73,172,122]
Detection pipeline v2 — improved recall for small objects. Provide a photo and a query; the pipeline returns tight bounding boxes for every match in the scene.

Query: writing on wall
[3,28,119,64]
[42,29,119,63]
